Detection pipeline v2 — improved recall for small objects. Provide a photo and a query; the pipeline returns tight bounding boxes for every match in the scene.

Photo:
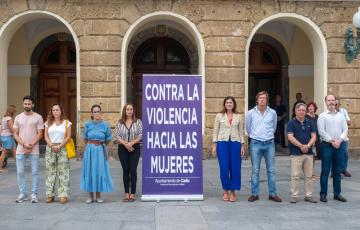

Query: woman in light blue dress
[80,104,114,203]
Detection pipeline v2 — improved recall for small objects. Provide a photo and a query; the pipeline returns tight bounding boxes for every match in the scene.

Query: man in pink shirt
[13,96,44,203]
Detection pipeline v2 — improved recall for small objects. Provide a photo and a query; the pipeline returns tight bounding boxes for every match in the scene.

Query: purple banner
[142,75,203,199]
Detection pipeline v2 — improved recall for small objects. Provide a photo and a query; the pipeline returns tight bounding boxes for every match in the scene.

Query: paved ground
[0,155,359,230]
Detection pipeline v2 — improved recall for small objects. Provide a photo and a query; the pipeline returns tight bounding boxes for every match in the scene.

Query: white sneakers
[15,194,28,203]
[30,194,38,203]
[16,194,38,203]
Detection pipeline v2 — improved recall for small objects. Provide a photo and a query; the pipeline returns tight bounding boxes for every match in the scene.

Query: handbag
[65,120,76,159]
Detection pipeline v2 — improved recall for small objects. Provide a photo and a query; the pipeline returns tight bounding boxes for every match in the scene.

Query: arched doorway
[38,41,76,138]
[0,11,80,141]
[121,11,205,133]
[245,13,327,113]
[131,37,190,118]
[248,42,281,109]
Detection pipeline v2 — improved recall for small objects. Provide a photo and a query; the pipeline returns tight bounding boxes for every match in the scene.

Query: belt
[87,140,104,145]
[87,140,108,160]
[251,138,274,144]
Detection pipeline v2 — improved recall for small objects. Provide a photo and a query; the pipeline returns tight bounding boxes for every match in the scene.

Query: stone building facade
[0,0,359,154]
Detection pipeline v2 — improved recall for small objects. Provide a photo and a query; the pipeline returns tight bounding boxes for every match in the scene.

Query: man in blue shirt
[246,91,282,202]
[287,103,317,203]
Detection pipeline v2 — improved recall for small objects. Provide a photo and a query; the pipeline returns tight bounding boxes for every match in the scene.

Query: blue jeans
[343,141,349,171]
[16,154,40,196]
[320,142,345,196]
[217,141,242,191]
[250,139,277,196]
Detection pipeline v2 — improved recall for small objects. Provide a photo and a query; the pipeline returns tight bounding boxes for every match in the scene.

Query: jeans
[250,139,277,196]
[118,144,140,194]
[16,154,40,196]
[343,141,349,171]
[217,141,242,191]
[320,142,345,196]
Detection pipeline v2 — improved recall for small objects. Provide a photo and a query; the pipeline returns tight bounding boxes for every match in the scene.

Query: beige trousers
[290,155,314,198]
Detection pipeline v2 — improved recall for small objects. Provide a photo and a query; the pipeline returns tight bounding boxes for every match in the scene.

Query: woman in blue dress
[80,104,114,203]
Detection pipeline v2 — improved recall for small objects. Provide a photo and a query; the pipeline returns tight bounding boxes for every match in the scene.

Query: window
[46,49,60,64]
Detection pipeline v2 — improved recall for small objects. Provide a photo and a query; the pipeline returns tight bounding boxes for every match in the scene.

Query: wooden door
[38,41,76,139]
[248,42,281,109]
[132,37,191,118]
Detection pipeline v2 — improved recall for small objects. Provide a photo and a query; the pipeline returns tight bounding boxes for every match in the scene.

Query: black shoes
[320,194,347,202]
[334,195,347,202]
[320,194,327,202]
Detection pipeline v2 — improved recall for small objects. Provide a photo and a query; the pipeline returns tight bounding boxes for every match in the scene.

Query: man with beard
[13,96,44,203]
[318,94,348,202]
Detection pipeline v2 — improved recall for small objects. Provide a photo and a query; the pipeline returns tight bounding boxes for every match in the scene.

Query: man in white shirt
[317,95,348,202]
[335,99,352,177]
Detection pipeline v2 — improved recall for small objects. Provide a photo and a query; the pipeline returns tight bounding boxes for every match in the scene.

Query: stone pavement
[0,156,360,230]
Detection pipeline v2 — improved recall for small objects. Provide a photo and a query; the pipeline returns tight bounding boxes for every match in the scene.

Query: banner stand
[141,195,204,202]
[141,74,203,202]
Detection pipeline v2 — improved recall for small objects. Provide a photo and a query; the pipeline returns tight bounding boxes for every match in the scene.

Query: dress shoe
[304,197,318,203]
[320,194,327,202]
[248,195,259,202]
[342,171,352,177]
[334,195,347,202]
[46,197,54,203]
[59,197,68,204]
[269,195,282,202]
[290,197,297,203]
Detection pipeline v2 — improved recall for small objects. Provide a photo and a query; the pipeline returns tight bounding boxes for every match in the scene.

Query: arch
[245,13,328,112]
[121,11,205,133]
[0,10,80,134]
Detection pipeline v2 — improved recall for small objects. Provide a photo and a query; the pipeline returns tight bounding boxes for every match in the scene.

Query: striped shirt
[115,119,143,143]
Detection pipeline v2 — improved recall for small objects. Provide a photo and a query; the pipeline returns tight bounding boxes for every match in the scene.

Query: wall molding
[288,65,314,77]
[8,65,32,77]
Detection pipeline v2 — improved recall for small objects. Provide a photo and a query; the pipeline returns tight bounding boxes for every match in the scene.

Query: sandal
[229,191,237,202]
[222,191,229,201]
[129,194,136,202]
[123,193,130,202]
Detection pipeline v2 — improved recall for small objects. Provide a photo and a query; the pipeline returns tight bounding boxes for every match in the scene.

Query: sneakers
[15,194,28,203]
[30,194,38,203]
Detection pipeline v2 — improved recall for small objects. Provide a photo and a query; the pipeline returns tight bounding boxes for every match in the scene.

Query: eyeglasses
[92,110,101,114]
